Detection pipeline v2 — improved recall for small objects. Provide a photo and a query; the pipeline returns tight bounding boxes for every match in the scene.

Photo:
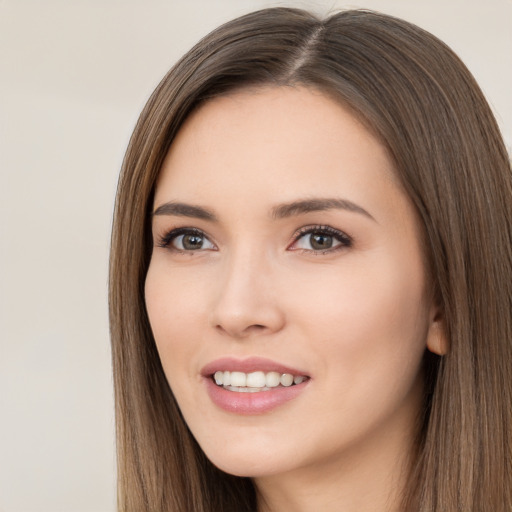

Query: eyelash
[156,225,353,254]
[289,225,353,254]
[157,227,210,251]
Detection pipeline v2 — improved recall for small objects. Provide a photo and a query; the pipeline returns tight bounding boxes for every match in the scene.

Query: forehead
[155,86,397,205]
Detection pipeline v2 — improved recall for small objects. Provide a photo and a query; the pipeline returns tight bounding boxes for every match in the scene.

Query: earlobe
[426,311,448,356]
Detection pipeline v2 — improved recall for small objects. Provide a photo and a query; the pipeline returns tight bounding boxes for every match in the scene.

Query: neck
[256,433,414,512]
[254,384,422,512]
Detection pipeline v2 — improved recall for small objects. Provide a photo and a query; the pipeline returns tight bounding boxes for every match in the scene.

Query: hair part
[109,7,512,511]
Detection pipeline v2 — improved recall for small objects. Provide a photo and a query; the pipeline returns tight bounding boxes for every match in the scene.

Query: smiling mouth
[213,370,308,392]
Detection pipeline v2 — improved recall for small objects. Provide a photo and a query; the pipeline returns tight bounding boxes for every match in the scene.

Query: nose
[209,249,285,339]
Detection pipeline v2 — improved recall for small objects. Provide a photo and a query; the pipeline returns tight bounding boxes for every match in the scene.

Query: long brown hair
[109,8,512,511]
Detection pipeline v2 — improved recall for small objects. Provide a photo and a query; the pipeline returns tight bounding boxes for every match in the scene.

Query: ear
[426,307,448,356]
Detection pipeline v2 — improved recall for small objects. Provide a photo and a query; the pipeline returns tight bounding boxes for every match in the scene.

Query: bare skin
[145,86,445,512]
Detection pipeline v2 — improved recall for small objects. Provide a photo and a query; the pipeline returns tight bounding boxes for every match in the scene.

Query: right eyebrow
[152,201,217,221]
[271,197,376,222]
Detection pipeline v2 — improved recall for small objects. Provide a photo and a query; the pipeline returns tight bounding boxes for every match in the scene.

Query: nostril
[246,324,268,333]
[209,296,286,338]
[215,322,268,337]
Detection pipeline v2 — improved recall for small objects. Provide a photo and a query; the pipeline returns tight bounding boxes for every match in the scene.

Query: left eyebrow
[152,201,217,221]
[271,198,376,222]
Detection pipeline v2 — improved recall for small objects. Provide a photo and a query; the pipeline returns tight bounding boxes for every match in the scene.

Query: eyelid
[156,227,216,251]
[156,224,352,253]
[288,225,353,252]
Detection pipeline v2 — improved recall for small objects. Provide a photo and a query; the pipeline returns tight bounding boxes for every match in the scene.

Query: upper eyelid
[288,225,353,250]
[157,227,214,249]
[291,225,352,240]
[156,224,352,249]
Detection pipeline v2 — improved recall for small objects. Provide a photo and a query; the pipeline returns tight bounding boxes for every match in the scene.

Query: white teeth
[265,371,280,387]
[230,371,247,387]
[246,371,266,388]
[280,373,294,387]
[225,385,271,393]
[212,370,307,390]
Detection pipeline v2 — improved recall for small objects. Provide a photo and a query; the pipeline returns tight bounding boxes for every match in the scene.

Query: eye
[158,228,216,252]
[289,226,352,253]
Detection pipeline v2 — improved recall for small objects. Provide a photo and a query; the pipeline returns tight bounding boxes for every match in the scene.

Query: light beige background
[0,1,510,511]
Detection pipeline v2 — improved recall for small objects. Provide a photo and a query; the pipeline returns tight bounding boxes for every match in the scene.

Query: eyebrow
[271,198,375,221]
[152,197,375,222]
[153,202,217,221]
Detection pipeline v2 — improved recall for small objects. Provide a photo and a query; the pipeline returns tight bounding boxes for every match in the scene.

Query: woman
[109,7,512,511]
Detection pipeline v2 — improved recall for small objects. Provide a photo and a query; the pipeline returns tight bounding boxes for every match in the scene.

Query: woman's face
[145,86,441,480]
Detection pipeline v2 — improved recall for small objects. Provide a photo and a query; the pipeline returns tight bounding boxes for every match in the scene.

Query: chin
[199,439,294,478]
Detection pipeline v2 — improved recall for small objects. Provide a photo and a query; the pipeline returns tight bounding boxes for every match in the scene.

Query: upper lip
[201,357,309,377]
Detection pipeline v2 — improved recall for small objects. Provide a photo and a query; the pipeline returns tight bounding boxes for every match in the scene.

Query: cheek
[144,262,207,385]
[288,249,430,383]
[145,257,212,328]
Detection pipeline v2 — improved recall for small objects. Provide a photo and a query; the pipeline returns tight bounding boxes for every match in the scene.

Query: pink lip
[201,357,310,415]
[201,356,308,377]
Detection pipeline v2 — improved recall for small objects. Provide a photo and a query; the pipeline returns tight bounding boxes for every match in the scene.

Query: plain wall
[0,1,510,511]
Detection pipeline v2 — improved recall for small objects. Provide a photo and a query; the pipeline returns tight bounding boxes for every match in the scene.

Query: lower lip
[204,377,309,415]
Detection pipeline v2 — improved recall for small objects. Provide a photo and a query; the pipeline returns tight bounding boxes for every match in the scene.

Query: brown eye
[159,228,216,251]
[290,226,352,253]
[309,232,334,250]
[178,233,206,250]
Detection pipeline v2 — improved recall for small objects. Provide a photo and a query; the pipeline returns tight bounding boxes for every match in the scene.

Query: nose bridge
[209,242,284,338]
